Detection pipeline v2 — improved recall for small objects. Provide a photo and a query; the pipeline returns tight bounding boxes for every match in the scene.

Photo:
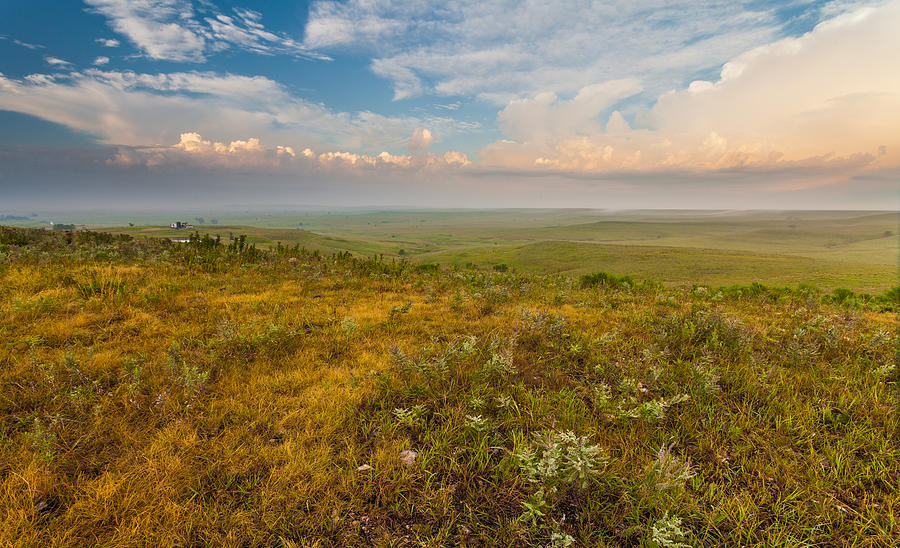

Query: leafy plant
[650,513,690,547]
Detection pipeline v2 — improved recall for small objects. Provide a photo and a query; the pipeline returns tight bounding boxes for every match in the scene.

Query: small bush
[580,271,634,289]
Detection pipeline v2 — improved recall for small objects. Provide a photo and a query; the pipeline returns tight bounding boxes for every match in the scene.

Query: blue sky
[0,0,897,209]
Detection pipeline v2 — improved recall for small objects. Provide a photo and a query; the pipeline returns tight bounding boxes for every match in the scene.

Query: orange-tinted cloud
[483,3,900,181]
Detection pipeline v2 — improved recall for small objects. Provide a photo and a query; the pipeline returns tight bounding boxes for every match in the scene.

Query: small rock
[356,464,372,473]
[399,449,418,467]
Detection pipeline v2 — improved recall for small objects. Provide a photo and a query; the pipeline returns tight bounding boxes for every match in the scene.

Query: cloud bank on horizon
[0,0,898,208]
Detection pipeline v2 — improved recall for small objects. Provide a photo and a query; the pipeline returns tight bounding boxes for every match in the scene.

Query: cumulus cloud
[96,38,120,47]
[93,56,110,66]
[408,128,434,155]
[106,130,469,174]
[497,79,642,143]
[483,2,900,182]
[84,0,327,62]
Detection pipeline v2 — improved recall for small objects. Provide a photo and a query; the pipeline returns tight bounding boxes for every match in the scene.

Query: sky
[0,0,898,210]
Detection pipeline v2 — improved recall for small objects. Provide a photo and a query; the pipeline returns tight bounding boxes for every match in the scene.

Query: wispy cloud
[44,56,72,67]
[0,69,473,152]
[93,56,111,66]
[14,39,45,50]
[84,0,328,62]
[0,36,45,50]
[302,0,852,103]
[95,38,121,47]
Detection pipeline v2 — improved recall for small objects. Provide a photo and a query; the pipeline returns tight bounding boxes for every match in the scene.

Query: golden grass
[0,228,897,545]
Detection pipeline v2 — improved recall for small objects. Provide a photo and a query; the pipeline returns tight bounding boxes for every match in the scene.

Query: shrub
[580,271,634,289]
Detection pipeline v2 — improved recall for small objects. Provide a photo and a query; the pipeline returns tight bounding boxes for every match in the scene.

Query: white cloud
[93,56,110,66]
[13,39,44,50]
[44,56,72,67]
[105,130,470,174]
[96,38,121,47]
[84,0,327,62]
[481,2,900,180]
[0,69,472,153]
[302,0,876,102]
[408,128,434,155]
[85,0,207,62]
[497,79,642,143]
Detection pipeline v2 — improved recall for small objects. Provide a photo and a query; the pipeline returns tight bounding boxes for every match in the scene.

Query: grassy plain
[0,226,897,546]
[91,209,899,292]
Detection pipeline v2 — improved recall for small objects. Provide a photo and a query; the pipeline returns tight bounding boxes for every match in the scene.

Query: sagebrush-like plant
[643,443,696,496]
[393,405,426,428]
[650,512,690,547]
[516,431,608,492]
[340,317,359,335]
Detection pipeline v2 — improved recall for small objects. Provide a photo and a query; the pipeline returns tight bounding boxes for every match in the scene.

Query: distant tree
[195,217,205,225]
[128,222,134,227]
[398,249,407,255]
[210,218,219,225]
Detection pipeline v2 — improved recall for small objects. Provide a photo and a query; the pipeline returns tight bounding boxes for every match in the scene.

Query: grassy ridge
[0,227,897,546]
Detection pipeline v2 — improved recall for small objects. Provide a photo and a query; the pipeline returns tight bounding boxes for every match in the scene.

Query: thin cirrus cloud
[84,0,328,62]
[301,0,870,103]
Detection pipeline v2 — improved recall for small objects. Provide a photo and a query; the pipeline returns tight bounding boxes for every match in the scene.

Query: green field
[73,209,899,292]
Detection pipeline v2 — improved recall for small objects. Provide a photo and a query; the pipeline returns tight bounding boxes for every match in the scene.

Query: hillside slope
[0,227,897,546]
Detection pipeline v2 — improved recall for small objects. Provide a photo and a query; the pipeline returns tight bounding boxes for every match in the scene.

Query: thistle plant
[465,414,489,432]
[393,404,426,428]
[516,431,608,493]
[591,382,613,412]
[468,396,486,411]
[619,394,690,421]
[480,352,516,378]
[650,512,690,547]
[548,530,576,547]
[496,394,517,411]
[643,443,696,496]
[520,489,549,525]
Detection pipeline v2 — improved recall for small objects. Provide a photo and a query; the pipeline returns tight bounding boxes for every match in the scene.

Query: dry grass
[0,227,897,546]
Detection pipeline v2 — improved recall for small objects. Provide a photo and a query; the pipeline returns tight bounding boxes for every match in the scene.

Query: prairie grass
[0,226,897,546]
